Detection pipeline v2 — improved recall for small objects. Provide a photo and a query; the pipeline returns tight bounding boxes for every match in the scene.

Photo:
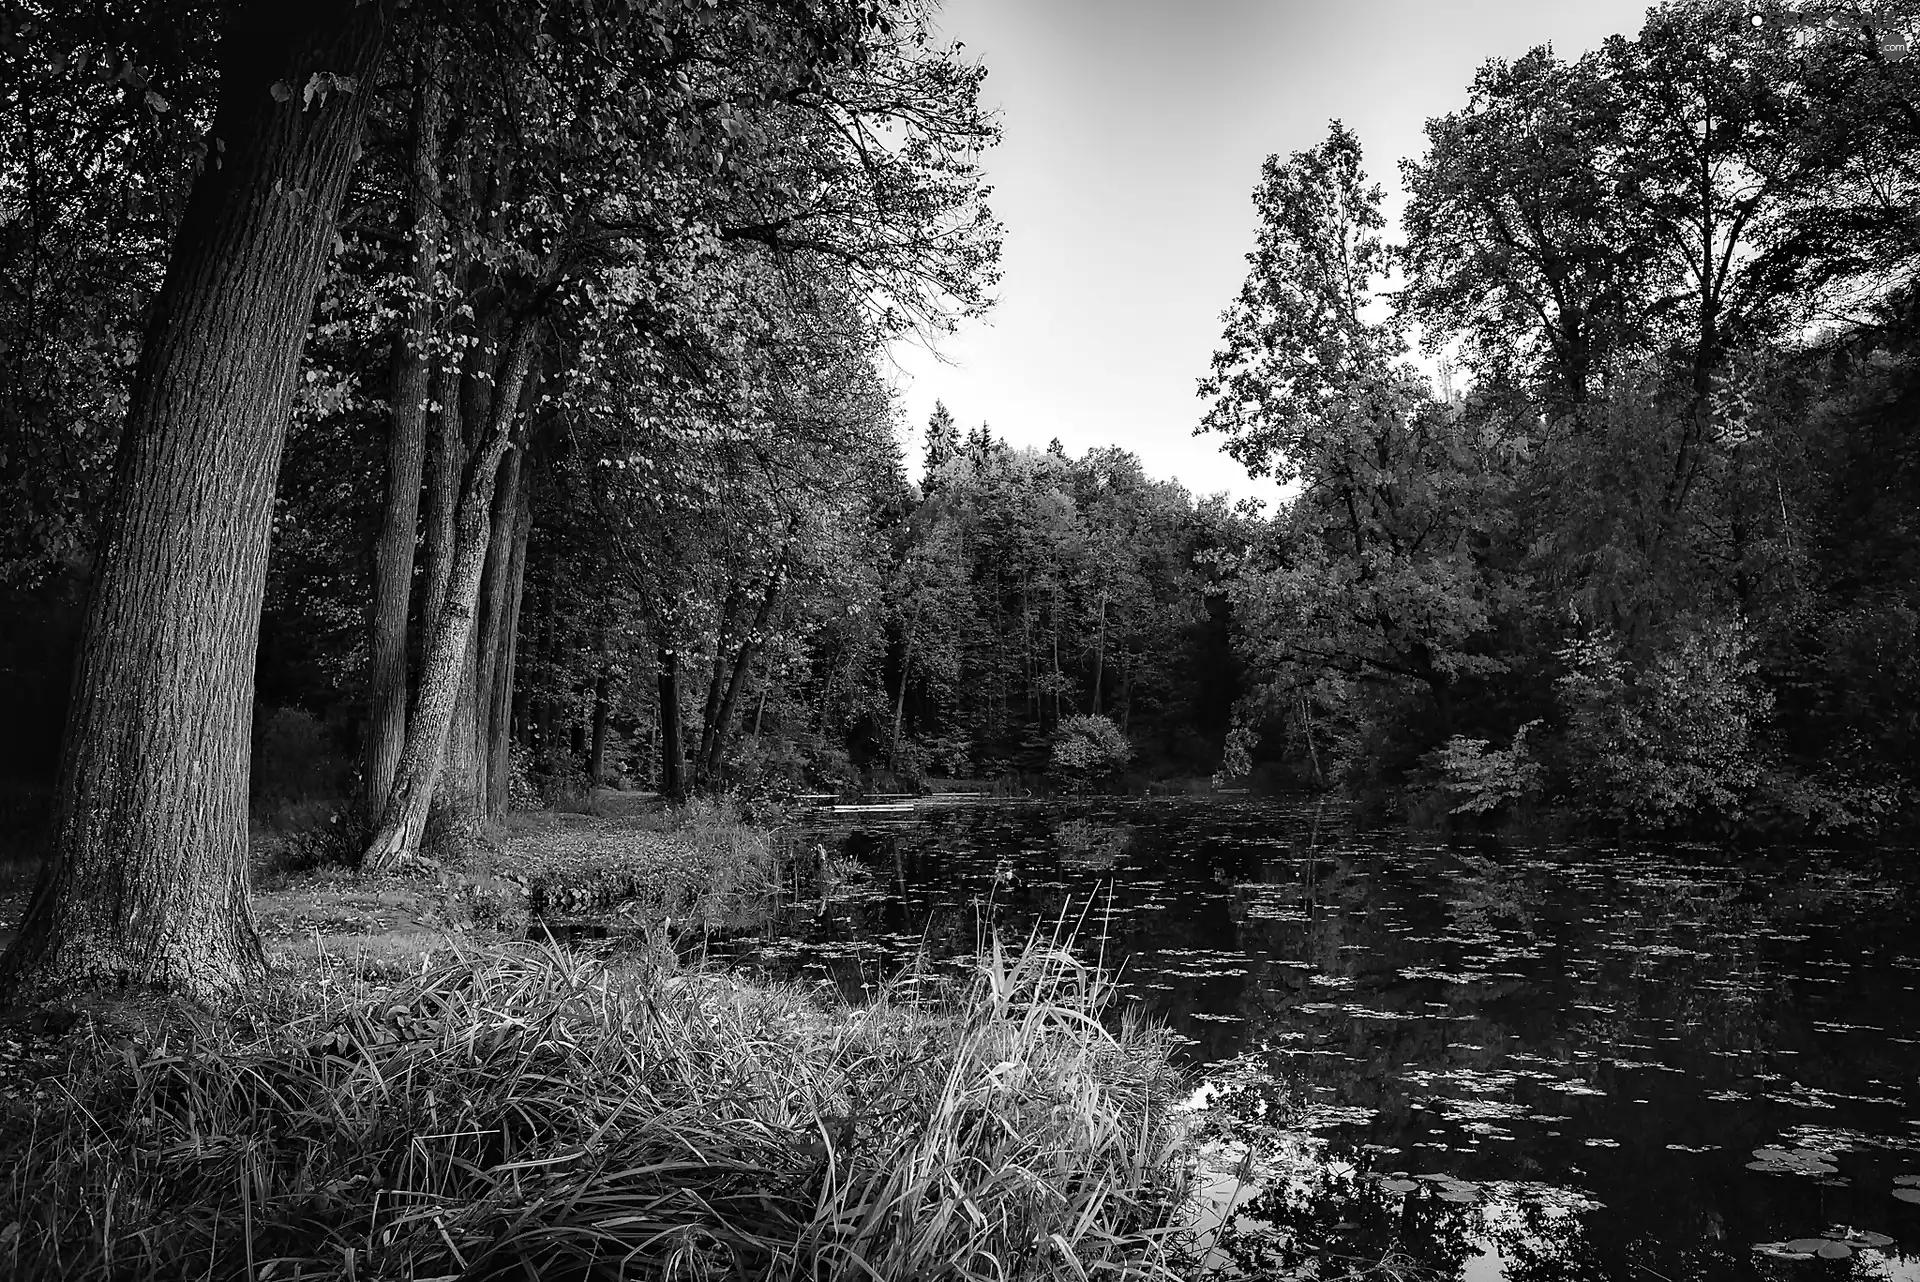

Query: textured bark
[421,308,503,841]
[364,322,537,870]
[365,42,447,824]
[420,357,465,645]
[438,617,484,841]
[0,2,390,1003]
[658,644,688,802]
[485,479,533,821]
[474,377,536,772]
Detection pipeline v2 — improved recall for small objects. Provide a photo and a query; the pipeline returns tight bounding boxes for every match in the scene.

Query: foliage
[0,937,1192,1281]
[1556,619,1774,829]
[1051,713,1135,787]
[1205,4,1920,833]
[1424,720,1543,816]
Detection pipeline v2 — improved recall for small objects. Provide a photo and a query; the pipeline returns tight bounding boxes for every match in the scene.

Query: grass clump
[498,793,784,927]
[1,934,1193,1280]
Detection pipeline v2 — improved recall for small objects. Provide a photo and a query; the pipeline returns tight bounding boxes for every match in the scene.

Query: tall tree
[0,1,391,1002]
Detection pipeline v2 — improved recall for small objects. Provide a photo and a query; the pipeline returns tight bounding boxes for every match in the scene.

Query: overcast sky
[887,0,1658,504]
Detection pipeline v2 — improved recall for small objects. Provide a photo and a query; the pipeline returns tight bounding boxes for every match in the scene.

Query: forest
[1207,2,1920,838]
[1,0,1917,979]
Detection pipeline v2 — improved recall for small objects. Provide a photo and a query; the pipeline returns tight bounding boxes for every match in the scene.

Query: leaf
[1816,1242,1852,1260]
[144,90,169,112]
[1895,1188,1920,1204]
[270,80,292,103]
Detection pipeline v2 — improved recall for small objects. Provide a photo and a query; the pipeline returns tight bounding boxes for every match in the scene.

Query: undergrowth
[0,933,1194,1280]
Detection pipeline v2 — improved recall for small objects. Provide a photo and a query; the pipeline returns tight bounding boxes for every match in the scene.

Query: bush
[1424,720,1543,817]
[1050,714,1134,789]
[1556,618,1772,830]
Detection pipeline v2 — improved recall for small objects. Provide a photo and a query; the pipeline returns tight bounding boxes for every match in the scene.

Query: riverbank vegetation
[0,934,1193,1280]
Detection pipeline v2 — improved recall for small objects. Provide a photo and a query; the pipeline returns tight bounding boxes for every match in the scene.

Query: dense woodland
[2,1,1920,997]
[1201,1,1920,837]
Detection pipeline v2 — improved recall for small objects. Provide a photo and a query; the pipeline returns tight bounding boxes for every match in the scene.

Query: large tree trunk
[438,621,485,842]
[485,477,533,821]
[471,448,521,778]
[421,309,509,847]
[364,38,447,826]
[471,375,535,796]
[364,321,538,870]
[657,643,688,802]
[420,358,465,654]
[0,2,390,1004]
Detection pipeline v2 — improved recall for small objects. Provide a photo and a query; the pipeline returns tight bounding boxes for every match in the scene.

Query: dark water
[708,799,1920,1280]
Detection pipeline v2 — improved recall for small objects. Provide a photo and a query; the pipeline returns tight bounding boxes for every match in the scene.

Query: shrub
[1556,618,1773,829]
[1425,720,1543,817]
[1051,714,1134,789]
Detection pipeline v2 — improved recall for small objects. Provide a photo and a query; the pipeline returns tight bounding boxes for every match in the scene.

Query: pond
[709,798,1920,1280]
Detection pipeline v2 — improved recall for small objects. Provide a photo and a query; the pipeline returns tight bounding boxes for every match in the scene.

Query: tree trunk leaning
[485,477,533,821]
[364,39,447,826]
[363,322,538,871]
[0,1,392,1004]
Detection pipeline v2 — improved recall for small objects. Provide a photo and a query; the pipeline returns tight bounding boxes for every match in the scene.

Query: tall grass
[1,934,1193,1280]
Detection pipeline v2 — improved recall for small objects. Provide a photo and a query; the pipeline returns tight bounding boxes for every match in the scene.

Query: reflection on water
[707,800,1920,1280]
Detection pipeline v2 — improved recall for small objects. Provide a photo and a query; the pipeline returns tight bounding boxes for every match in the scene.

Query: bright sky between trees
[888,0,1658,504]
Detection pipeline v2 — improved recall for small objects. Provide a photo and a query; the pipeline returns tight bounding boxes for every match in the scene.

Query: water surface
[712,800,1920,1279]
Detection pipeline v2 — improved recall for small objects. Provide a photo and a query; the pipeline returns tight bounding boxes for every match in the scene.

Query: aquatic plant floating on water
[1752,1228,1894,1260]
[1746,1147,1839,1175]
[1374,1172,1484,1204]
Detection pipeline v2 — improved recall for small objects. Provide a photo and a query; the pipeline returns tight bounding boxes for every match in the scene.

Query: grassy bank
[237,795,789,981]
[0,933,1195,1280]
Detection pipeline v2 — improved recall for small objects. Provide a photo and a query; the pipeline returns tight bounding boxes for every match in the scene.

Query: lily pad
[1753,1243,1816,1260]
[1379,1178,1418,1194]
[1785,1238,1833,1253]
[1829,1230,1893,1249]
[1895,1175,1920,1187]
[1437,1187,1481,1204]
[1747,1147,1840,1176]
[1816,1242,1853,1260]
[1895,1187,1920,1204]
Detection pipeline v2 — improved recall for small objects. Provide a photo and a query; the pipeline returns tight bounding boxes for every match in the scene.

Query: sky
[886,0,1659,505]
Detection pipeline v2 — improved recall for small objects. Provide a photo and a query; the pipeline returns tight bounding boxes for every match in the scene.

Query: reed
[0,932,1193,1280]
